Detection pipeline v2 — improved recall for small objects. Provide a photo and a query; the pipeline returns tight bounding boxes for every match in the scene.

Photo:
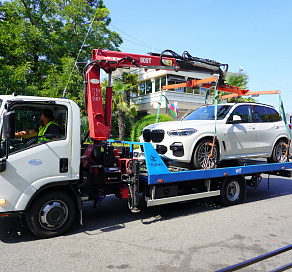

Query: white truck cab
[0,95,81,237]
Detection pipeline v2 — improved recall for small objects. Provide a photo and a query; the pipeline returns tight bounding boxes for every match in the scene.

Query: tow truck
[0,48,291,238]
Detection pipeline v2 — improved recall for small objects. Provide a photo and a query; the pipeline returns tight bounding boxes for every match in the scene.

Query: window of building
[167,75,185,92]
[161,75,166,88]
[146,80,152,94]
[155,78,160,92]
[139,80,152,95]
[155,76,167,92]
[186,87,200,94]
[139,82,145,95]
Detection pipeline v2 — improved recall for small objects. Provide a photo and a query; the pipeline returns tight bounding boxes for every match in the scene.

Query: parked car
[141,103,291,169]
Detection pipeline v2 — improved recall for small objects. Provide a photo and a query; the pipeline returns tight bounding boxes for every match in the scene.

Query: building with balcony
[112,68,216,120]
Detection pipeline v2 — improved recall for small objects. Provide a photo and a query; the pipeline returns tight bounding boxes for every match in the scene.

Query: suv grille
[143,129,165,143]
[142,129,151,142]
[151,129,165,143]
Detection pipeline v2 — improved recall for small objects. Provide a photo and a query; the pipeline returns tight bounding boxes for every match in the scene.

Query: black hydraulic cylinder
[131,160,140,213]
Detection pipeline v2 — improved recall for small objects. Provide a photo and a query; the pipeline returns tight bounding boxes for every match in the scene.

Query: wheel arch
[191,135,221,161]
[24,181,79,213]
[273,136,289,147]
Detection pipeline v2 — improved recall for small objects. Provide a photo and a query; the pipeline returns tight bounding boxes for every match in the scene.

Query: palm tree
[121,72,139,105]
[112,79,138,141]
[223,72,255,103]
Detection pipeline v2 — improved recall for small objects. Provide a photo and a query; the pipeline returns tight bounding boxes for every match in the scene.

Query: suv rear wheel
[268,139,289,163]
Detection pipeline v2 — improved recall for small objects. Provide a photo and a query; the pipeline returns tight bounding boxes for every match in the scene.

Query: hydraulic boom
[82,48,229,142]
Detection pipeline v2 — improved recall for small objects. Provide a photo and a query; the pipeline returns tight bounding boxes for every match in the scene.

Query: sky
[104,0,292,113]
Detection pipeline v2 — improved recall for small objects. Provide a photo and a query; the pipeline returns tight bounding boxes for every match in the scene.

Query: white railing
[132,90,212,108]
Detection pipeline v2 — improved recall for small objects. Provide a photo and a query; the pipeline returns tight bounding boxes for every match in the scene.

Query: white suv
[141,103,290,169]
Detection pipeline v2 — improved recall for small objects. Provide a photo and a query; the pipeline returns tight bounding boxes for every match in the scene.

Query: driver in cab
[15,109,62,142]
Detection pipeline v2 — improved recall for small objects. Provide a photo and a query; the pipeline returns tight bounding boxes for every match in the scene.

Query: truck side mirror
[3,111,16,140]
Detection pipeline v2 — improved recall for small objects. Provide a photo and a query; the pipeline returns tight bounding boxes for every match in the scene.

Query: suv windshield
[183,105,232,121]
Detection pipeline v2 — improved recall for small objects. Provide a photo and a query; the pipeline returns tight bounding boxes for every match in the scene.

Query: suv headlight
[167,128,197,137]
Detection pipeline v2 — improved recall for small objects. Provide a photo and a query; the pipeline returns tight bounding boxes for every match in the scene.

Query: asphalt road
[0,174,292,272]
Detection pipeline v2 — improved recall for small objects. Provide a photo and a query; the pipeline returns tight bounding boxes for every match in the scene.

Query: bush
[81,116,89,135]
[130,114,173,142]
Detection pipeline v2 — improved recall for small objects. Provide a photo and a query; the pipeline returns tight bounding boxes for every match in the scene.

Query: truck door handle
[60,158,68,173]
[274,125,279,129]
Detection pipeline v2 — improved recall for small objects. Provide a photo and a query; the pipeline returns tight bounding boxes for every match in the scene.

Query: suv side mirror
[232,115,242,124]
[3,111,16,140]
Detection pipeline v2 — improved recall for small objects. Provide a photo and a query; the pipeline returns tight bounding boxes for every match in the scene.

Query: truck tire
[192,138,218,169]
[26,191,76,238]
[219,176,245,206]
[267,139,288,163]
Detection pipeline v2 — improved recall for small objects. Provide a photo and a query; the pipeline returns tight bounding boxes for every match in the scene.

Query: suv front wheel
[192,138,218,169]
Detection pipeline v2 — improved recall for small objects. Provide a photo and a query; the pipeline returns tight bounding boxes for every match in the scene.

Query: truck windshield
[183,105,232,121]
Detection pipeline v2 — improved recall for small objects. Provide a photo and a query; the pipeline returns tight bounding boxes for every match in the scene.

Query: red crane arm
[84,48,227,142]
[84,48,181,142]
[91,48,180,72]
[85,65,112,141]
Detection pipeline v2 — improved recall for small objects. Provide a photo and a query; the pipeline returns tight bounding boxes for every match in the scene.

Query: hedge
[130,114,173,142]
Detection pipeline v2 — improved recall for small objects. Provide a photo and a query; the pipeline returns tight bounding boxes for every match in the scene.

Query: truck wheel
[267,139,288,163]
[192,139,218,169]
[26,191,76,238]
[219,177,245,206]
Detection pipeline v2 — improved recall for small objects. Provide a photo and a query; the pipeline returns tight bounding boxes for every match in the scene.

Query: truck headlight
[167,128,197,137]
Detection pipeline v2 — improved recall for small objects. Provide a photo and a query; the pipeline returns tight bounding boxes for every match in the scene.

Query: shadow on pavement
[0,175,291,243]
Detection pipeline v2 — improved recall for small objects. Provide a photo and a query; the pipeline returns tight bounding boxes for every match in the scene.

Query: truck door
[0,102,72,213]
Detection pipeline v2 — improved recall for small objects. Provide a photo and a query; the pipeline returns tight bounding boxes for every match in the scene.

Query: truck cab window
[1,104,67,156]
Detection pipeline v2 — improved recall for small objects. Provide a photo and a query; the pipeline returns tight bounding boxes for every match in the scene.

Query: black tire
[192,138,218,169]
[267,139,289,163]
[219,177,245,206]
[26,191,76,238]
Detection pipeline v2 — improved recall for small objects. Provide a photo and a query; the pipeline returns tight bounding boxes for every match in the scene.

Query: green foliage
[212,72,255,103]
[225,72,255,103]
[121,72,139,98]
[226,72,248,90]
[80,115,89,135]
[103,73,139,140]
[15,109,40,131]
[0,0,122,108]
[130,114,172,142]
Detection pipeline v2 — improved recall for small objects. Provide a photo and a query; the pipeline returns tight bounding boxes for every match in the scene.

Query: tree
[121,72,139,104]
[223,72,255,103]
[101,72,139,140]
[111,79,137,141]
[0,0,122,111]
